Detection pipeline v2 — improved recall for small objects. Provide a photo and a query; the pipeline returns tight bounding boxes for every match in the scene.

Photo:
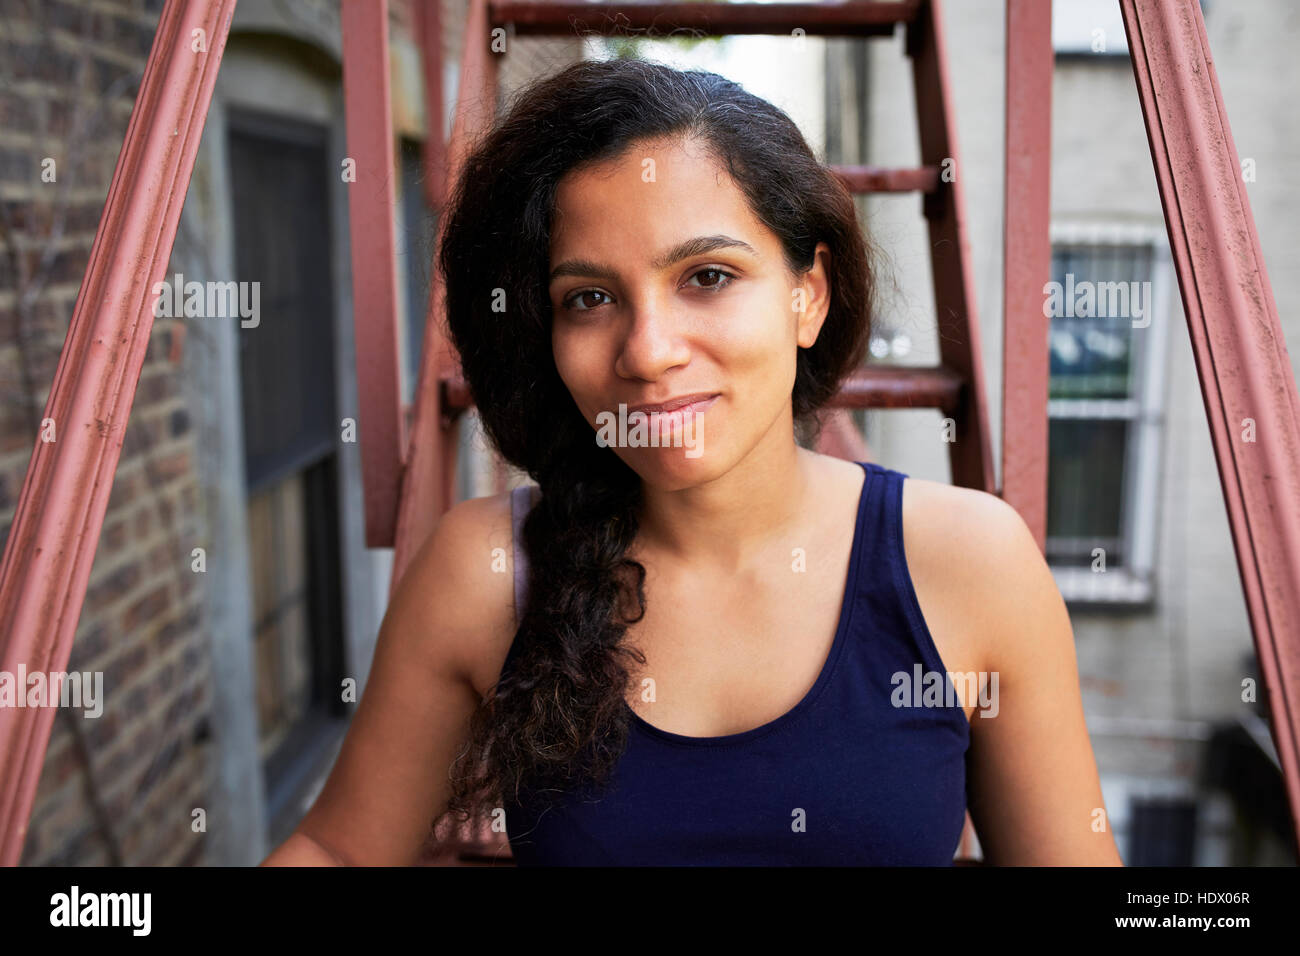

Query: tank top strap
[849,460,959,693]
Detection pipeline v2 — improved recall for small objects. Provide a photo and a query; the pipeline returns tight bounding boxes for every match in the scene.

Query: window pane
[1048,243,1152,399]
[229,120,338,491]
[1046,417,1129,567]
[1051,0,1129,55]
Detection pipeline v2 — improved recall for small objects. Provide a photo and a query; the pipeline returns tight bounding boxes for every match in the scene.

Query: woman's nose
[614,298,691,381]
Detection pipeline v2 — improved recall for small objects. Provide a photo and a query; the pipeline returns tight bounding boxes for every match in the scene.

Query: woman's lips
[638,394,718,432]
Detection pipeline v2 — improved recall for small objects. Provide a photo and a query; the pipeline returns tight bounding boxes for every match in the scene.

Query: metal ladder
[411,0,997,864]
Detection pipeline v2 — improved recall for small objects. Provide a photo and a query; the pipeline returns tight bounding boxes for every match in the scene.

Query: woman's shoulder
[899,472,1028,546]
[898,472,1047,675]
[397,489,524,701]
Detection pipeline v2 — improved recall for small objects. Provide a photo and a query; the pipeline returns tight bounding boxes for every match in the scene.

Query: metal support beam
[391,0,499,591]
[1122,0,1300,845]
[416,0,447,213]
[1001,0,1053,546]
[489,0,917,37]
[342,0,405,548]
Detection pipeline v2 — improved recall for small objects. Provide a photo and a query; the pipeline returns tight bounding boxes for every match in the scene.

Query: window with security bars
[1045,225,1174,605]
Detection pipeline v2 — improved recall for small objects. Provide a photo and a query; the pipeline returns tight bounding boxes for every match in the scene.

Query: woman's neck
[632,439,819,575]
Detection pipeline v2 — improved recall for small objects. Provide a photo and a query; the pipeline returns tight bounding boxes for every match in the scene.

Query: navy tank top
[500,460,971,865]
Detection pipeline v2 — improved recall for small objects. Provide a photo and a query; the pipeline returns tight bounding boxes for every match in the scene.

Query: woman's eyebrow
[549,234,758,283]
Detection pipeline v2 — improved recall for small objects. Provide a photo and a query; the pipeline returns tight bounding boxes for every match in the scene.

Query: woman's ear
[795,242,832,348]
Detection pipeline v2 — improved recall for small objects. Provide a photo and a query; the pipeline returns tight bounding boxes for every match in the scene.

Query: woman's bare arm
[261,494,515,866]
[950,491,1124,865]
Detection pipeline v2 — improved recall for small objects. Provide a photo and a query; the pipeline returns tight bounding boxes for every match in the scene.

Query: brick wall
[0,0,212,866]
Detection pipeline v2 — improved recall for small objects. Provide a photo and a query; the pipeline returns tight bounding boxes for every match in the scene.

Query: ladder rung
[830,164,940,194]
[442,364,963,416]
[831,365,964,411]
[489,1,919,38]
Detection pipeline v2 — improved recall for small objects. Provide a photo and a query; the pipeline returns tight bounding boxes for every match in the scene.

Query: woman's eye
[563,289,611,312]
[686,268,736,291]
[561,269,735,312]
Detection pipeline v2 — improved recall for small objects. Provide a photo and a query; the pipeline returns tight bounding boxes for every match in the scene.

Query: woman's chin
[622,444,726,489]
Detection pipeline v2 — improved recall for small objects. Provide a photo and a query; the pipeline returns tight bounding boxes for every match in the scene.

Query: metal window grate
[228,110,338,494]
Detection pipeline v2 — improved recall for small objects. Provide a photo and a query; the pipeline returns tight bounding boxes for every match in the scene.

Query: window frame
[1045,221,1175,608]
[1051,0,1132,58]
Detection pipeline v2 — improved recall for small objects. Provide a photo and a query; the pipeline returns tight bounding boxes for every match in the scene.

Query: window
[227,110,349,842]
[1052,0,1210,58]
[1045,223,1174,606]
[1052,0,1131,57]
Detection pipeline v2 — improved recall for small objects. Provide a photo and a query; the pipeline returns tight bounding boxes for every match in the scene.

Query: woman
[263,58,1123,866]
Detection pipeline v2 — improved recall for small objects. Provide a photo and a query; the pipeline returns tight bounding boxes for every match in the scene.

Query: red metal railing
[342,0,407,549]
[1001,0,1052,549]
[1121,0,1300,840]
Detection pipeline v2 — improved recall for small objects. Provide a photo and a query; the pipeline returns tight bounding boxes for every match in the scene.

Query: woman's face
[548,134,831,489]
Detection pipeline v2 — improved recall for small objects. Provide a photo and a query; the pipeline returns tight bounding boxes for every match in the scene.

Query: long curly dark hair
[432,56,878,827]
